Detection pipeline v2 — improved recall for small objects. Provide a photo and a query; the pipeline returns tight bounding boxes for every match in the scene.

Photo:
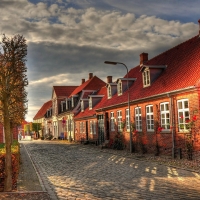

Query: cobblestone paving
[24,141,200,200]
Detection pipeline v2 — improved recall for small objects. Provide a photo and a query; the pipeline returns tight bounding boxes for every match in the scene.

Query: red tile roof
[33,100,52,120]
[53,86,78,98]
[96,35,200,110]
[69,76,106,97]
[74,86,106,119]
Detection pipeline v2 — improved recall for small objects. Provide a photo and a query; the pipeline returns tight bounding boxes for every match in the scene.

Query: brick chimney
[198,19,200,37]
[107,76,112,83]
[140,52,148,65]
[81,79,85,84]
[89,73,93,79]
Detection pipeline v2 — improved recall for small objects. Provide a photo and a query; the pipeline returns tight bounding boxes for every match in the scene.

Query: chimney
[81,79,85,84]
[198,19,200,37]
[140,52,148,65]
[107,76,112,83]
[89,73,93,79]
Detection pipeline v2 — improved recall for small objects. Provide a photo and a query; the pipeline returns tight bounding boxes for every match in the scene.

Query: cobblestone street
[24,140,200,200]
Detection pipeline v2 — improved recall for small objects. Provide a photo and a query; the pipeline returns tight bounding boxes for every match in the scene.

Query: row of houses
[33,25,200,159]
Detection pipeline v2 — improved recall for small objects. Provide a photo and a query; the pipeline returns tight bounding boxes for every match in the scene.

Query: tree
[0,34,28,191]
[32,123,41,132]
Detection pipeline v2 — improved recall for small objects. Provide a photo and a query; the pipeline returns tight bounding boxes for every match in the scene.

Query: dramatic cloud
[0,0,199,121]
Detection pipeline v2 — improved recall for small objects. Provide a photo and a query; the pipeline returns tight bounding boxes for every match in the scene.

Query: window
[177,99,190,131]
[81,101,84,112]
[90,121,96,134]
[66,98,68,110]
[146,105,154,131]
[89,98,92,110]
[126,109,130,131]
[110,112,115,131]
[143,68,150,87]
[72,97,74,107]
[118,80,122,95]
[117,110,122,132]
[160,102,170,130]
[135,107,142,131]
[108,85,112,98]
[61,101,64,112]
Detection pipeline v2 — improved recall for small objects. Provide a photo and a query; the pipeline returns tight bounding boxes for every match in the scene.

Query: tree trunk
[4,110,12,191]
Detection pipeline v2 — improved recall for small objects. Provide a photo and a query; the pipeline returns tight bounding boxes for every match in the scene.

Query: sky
[0,0,199,122]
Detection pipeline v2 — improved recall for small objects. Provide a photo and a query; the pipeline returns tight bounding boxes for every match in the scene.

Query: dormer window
[71,97,74,107]
[108,85,112,98]
[89,97,92,110]
[143,68,150,87]
[141,65,167,88]
[81,100,84,112]
[106,83,117,99]
[118,80,123,95]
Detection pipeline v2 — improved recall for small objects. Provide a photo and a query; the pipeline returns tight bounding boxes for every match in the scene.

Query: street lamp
[104,61,133,153]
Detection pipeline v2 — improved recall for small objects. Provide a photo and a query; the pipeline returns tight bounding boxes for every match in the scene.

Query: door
[105,112,110,140]
[97,114,104,144]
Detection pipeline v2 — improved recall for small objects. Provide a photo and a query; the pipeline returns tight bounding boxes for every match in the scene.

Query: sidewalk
[0,141,51,200]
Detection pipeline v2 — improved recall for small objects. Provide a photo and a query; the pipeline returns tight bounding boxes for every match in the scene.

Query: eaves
[96,86,196,111]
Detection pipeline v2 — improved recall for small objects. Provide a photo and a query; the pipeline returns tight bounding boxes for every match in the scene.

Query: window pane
[184,101,189,108]
[161,104,164,111]
[165,103,169,111]
[178,102,182,109]
[150,106,153,112]
[185,111,189,118]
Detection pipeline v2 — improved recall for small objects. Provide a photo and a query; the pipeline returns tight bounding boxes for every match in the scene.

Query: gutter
[96,86,196,111]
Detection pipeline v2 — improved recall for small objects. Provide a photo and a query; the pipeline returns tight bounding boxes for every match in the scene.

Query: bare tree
[0,34,28,191]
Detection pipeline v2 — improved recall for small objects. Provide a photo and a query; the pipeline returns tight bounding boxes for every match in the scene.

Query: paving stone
[15,140,200,199]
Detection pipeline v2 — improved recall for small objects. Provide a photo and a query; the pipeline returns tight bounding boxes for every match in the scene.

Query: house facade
[93,32,200,158]
[33,24,200,159]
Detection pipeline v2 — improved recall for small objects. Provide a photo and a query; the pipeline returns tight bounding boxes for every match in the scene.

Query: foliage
[32,123,41,132]
[184,114,198,160]
[0,140,20,191]
[24,124,30,133]
[0,140,19,155]
[112,132,125,150]
[0,34,28,125]
[0,34,28,191]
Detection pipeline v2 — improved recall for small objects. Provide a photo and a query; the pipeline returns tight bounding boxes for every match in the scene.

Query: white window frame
[135,107,142,131]
[143,68,150,87]
[117,110,122,132]
[89,97,92,110]
[118,80,122,95]
[146,105,154,131]
[126,109,130,131]
[81,100,84,112]
[108,85,112,99]
[61,101,64,112]
[177,99,190,132]
[110,112,115,131]
[160,102,170,131]
[72,97,74,107]
[65,98,68,110]
[90,121,96,134]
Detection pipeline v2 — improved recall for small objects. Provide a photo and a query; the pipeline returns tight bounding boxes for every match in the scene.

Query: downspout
[169,94,175,158]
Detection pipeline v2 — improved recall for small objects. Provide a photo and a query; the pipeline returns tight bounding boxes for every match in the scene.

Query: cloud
[0,0,199,121]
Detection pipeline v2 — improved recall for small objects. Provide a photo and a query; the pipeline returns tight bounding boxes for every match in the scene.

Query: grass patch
[0,140,19,155]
